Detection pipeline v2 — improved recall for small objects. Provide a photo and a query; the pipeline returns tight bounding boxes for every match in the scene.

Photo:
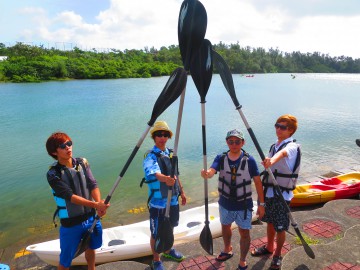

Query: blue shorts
[149,205,179,239]
[59,216,102,267]
[219,204,252,229]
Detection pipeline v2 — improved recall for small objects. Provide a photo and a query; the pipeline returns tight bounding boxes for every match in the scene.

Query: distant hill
[0,42,359,82]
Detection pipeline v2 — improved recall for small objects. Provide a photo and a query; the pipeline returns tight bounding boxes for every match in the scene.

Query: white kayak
[26,202,258,266]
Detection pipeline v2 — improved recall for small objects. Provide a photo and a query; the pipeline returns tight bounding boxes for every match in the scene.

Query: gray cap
[226,129,244,140]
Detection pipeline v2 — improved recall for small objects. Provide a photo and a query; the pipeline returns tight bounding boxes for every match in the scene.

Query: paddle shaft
[200,102,210,224]
[165,88,186,218]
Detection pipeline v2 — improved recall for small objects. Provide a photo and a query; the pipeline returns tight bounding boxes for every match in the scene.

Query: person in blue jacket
[46,131,109,270]
[143,121,187,270]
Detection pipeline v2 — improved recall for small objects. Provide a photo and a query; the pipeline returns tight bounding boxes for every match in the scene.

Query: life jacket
[262,140,301,192]
[140,148,180,206]
[49,158,95,227]
[218,150,252,202]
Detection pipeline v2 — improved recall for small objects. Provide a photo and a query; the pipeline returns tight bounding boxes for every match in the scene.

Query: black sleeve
[47,169,73,201]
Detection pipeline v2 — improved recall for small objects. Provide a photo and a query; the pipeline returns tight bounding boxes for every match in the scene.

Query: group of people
[45,113,300,270]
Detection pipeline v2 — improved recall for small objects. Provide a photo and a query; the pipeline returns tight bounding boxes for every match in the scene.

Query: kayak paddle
[190,39,214,255]
[212,50,315,259]
[74,67,187,258]
[356,139,360,147]
[178,0,207,71]
[155,87,186,253]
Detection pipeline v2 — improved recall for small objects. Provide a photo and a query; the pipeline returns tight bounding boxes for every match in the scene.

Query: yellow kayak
[291,172,360,207]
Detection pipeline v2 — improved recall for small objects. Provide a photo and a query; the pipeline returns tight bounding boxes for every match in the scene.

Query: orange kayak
[291,172,360,207]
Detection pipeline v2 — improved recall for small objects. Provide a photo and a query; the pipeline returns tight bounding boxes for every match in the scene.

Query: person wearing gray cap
[201,129,265,270]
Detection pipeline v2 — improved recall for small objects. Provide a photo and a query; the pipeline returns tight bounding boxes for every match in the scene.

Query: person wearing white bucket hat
[143,120,186,270]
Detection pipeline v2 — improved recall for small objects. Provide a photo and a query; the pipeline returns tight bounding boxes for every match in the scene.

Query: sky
[1,0,360,59]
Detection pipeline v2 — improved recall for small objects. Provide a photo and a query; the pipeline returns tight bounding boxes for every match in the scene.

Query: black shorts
[261,197,290,232]
[149,205,180,239]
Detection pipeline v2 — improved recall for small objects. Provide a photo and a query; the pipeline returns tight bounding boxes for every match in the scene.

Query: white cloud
[2,0,360,58]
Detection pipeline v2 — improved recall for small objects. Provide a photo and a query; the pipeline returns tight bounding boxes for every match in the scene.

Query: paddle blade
[356,139,360,147]
[73,230,91,258]
[178,0,207,70]
[190,39,213,102]
[294,227,316,259]
[212,50,240,108]
[154,218,174,253]
[199,222,213,255]
[149,67,187,126]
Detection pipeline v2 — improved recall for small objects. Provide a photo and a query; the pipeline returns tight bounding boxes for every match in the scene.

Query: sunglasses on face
[275,123,288,130]
[227,139,242,145]
[154,132,170,138]
[59,141,72,149]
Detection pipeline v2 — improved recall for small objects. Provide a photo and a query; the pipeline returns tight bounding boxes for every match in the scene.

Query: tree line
[0,42,359,83]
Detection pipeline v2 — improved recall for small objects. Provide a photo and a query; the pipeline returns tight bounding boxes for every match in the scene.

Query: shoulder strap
[220,151,229,170]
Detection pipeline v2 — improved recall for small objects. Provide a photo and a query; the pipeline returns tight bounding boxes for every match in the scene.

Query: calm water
[0,73,359,249]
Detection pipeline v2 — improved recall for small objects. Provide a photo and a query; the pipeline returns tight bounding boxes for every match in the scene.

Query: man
[46,132,109,270]
[201,129,265,270]
[143,121,187,270]
[251,114,301,270]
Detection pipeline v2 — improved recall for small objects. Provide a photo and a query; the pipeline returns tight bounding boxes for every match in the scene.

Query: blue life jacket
[140,149,180,206]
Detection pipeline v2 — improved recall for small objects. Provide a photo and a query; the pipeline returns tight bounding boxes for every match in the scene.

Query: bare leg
[85,249,96,270]
[238,228,250,268]
[266,223,276,252]
[221,224,233,253]
[273,230,285,257]
[58,264,69,270]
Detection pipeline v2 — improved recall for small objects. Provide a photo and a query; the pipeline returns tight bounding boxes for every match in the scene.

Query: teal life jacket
[50,158,95,227]
[140,148,180,206]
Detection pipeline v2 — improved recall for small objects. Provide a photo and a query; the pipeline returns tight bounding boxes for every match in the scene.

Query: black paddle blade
[212,50,240,108]
[154,218,174,253]
[356,139,360,147]
[73,230,91,258]
[149,67,187,126]
[178,0,207,70]
[190,39,213,102]
[199,222,213,255]
[294,227,316,259]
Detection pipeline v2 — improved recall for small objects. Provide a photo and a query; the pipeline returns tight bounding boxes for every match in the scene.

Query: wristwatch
[259,202,265,207]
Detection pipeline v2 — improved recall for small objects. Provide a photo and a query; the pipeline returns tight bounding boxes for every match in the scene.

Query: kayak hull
[26,202,258,266]
[291,172,360,207]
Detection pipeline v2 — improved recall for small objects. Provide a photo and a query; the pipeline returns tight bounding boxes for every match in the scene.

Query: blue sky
[1,0,360,58]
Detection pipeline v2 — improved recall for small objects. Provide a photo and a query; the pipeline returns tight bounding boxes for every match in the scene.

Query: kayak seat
[187,221,201,228]
[108,239,126,246]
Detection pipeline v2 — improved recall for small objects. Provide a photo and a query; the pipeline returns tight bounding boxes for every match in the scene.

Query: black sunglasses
[154,132,170,138]
[275,123,288,130]
[227,139,242,145]
[59,141,73,149]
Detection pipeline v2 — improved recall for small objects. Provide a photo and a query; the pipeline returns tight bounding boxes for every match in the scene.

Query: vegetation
[0,42,359,83]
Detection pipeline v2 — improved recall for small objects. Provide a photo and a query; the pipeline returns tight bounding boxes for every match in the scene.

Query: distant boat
[291,74,296,79]
[245,74,254,78]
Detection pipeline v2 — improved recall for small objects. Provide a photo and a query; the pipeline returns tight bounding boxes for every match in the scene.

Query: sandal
[215,251,233,262]
[250,245,272,256]
[270,255,282,270]
[236,264,248,270]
